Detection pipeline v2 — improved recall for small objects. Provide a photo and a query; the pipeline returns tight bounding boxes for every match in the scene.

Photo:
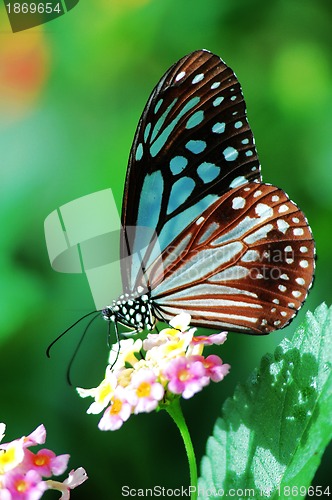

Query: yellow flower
[116,368,134,388]
[0,438,24,474]
[108,338,143,370]
[77,366,118,415]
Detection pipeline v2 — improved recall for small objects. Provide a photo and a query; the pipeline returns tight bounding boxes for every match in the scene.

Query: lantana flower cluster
[0,423,87,499]
[77,313,230,431]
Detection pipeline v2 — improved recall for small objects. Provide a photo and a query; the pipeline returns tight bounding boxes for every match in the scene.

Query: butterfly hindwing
[121,50,261,292]
[148,182,315,334]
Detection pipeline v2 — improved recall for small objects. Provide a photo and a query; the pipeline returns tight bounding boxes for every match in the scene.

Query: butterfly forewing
[146,182,315,334]
[121,50,261,292]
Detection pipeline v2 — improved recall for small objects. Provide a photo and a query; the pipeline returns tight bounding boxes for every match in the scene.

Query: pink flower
[23,449,69,477]
[0,425,87,499]
[23,426,46,448]
[187,332,228,356]
[200,355,231,382]
[191,332,228,346]
[76,314,230,430]
[0,424,46,451]
[2,469,47,500]
[127,369,164,414]
[164,357,210,399]
[98,387,132,431]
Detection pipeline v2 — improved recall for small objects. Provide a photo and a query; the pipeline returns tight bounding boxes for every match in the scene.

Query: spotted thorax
[101,286,157,332]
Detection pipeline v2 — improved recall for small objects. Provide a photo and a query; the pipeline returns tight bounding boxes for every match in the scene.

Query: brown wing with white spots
[148,182,315,334]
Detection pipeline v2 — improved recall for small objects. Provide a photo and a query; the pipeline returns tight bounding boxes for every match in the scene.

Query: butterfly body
[106,49,314,336]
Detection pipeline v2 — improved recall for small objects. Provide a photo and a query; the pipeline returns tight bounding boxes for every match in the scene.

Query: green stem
[166,398,198,500]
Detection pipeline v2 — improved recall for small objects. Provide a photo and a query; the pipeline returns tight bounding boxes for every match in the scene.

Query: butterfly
[99,49,315,336]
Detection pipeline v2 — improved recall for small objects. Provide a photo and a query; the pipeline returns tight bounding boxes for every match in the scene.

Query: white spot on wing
[278,204,289,213]
[176,71,186,81]
[232,197,246,209]
[255,203,273,218]
[196,216,205,225]
[277,219,290,234]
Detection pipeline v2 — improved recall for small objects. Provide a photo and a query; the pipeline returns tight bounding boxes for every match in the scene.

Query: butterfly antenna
[46,310,99,358]
[66,312,100,386]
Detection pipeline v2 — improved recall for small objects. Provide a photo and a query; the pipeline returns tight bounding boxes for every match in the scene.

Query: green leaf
[199,303,332,499]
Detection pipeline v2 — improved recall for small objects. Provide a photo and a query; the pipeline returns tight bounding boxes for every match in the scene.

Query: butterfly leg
[109,320,121,369]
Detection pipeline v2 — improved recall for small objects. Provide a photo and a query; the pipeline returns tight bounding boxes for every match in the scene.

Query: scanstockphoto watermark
[44,189,296,310]
[162,244,295,283]
[2,0,79,32]
[121,485,275,497]
[44,189,163,310]
[163,243,294,267]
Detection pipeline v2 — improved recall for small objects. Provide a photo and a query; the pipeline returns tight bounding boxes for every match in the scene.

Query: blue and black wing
[121,50,261,292]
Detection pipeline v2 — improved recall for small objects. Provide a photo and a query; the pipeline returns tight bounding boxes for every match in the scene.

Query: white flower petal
[76,387,96,398]
[169,313,191,331]
[64,467,88,488]
[0,423,6,443]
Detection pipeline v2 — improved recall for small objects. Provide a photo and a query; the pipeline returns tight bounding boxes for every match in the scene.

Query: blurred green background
[0,0,331,497]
